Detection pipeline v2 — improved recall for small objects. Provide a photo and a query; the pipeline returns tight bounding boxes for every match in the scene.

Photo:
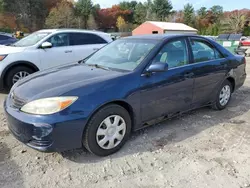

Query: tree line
[0,0,250,36]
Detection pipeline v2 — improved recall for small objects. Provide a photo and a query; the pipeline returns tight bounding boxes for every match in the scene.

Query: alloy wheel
[12,71,30,84]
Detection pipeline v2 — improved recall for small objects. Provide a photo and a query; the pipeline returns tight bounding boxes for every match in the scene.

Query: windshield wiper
[86,64,110,71]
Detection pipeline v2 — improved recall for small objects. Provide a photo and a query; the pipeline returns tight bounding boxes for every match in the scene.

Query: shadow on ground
[55,86,250,163]
[0,142,24,188]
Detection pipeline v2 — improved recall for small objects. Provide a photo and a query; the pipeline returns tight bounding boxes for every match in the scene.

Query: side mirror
[41,41,52,49]
[146,62,168,73]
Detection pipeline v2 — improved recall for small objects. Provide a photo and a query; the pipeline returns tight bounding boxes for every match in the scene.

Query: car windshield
[85,39,157,71]
[12,32,51,47]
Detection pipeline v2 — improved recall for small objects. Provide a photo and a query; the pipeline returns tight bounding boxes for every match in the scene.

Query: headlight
[0,55,7,61]
[21,97,78,115]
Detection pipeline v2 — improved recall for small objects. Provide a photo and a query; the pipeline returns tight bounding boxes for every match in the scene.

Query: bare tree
[222,10,246,33]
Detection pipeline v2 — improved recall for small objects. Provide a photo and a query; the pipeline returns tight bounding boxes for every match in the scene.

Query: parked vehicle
[5,35,246,156]
[0,33,17,45]
[0,29,112,90]
[234,37,250,56]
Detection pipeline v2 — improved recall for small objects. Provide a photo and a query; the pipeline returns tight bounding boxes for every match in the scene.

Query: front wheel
[212,80,232,110]
[83,104,131,156]
[5,66,34,90]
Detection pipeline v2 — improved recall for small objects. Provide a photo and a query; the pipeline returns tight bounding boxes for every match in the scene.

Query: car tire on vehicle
[6,66,34,90]
[212,80,232,110]
[83,104,131,156]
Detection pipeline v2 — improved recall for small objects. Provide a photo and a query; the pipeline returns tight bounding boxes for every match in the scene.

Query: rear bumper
[4,100,88,152]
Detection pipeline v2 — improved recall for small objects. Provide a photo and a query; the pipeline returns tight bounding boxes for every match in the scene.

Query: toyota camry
[4,34,246,156]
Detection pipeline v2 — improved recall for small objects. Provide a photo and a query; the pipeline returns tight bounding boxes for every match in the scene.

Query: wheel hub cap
[96,115,126,150]
[107,127,116,136]
[219,85,231,106]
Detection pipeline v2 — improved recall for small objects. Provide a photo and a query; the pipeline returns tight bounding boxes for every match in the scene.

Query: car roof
[37,29,112,42]
[124,34,201,41]
[37,29,107,35]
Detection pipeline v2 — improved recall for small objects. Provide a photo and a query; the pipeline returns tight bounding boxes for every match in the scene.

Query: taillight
[243,57,246,64]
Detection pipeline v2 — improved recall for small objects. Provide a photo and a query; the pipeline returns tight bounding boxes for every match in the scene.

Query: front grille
[10,93,26,109]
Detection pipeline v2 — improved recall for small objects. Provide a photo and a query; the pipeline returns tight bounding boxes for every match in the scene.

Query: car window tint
[153,39,188,69]
[191,39,222,63]
[47,33,69,47]
[70,33,107,45]
[0,35,10,40]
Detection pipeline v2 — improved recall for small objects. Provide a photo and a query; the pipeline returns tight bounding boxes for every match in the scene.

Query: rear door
[188,37,228,106]
[39,33,74,69]
[69,33,108,62]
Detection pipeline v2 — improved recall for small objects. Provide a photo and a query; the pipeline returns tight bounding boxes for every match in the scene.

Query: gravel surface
[1,58,250,188]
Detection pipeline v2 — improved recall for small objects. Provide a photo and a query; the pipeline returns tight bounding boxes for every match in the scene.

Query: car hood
[12,63,124,101]
[0,45,26,54]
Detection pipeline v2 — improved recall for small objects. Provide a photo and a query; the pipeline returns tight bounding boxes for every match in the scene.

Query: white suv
[0,29,112,89]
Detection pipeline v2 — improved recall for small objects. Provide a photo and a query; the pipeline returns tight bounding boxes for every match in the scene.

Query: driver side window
[47,33,69,47]
[152,39,188,69]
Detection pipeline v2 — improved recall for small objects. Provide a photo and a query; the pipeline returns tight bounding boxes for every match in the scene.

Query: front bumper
[4,100,88,152]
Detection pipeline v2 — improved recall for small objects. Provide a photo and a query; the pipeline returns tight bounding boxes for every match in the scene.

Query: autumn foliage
[96,5,131,31]
[0,0,250,35]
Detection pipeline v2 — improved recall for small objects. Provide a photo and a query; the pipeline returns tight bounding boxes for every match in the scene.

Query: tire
[5,66,34,90]
[212,80,232,110]
[83,104,131,156]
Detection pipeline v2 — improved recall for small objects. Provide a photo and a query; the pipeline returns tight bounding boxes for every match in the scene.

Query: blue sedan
[4,35,246,156]
[0,34,17,45]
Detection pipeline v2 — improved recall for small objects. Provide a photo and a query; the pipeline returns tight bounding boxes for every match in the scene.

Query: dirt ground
[1,58,250,188]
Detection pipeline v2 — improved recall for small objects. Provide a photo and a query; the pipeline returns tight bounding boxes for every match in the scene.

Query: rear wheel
[212,80,232,110]
[5,66,34,90]
[83,104,131,156]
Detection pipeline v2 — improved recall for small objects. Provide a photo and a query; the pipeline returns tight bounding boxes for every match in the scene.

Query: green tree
[45,1,77,28]
[152,0,173,21]
[0,0,4,13]
[134,3,147,24]
[75,0,93,29]
[210,5,223,23]
[144,0,155,20]
[119,1,137,23]
[197,7,207,18]
[183,3,195,27]
[119,1,138,11]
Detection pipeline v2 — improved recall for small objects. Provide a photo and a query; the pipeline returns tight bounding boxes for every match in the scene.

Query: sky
[91,0,248,11]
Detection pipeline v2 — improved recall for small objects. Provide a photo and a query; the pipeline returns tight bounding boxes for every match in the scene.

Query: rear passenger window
[190,39,223,63]
[70,33,107,45]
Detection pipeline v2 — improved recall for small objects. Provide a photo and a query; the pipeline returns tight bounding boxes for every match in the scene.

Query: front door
[140,38,194,123]
[39,33,74,70]
[188,37,228,106]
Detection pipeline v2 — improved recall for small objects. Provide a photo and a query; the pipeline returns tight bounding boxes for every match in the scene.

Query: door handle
[93,48,99,51]
[184,72,194,78]
[65,50,72,53]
